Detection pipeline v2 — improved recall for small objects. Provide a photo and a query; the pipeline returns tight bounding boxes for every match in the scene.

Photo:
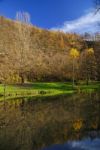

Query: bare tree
[94,0,100,14]
[15,12,32,84]
[16,12,31,24]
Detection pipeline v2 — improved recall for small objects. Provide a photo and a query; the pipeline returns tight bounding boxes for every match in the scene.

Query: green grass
[0,82,100,100]
[0,82,73,99]
[77,82,100,92]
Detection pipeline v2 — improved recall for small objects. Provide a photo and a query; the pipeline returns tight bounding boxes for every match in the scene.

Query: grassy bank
[0,82,100,100]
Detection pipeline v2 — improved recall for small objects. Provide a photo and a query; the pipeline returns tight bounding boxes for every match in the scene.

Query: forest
[0,15,100,86]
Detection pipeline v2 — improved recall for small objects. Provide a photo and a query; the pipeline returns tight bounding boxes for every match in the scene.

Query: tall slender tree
[70,48,80,87]
[15,12,32,84]
[80,48,97,85]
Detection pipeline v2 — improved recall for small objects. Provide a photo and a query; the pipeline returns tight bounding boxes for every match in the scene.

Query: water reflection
[0,92,100,150]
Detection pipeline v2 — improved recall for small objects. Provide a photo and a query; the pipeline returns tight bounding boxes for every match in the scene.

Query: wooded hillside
[0,16,99,83]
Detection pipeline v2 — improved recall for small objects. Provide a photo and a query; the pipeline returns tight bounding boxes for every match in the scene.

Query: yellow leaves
[70,48,80,59]
[73,119,83,131]
[87,48,94,55]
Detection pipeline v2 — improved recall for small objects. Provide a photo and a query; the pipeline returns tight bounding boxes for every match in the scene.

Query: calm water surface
[0,92,100,150]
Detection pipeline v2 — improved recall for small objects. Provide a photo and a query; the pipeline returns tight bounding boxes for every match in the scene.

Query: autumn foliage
[0,16,99,83]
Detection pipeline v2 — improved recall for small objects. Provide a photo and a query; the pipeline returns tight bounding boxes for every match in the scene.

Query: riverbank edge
[0,82,100,101]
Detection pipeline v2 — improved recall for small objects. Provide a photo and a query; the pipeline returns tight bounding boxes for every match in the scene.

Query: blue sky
[0,0,100,33]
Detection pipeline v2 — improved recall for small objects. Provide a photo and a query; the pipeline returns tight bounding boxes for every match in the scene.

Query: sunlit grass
[0,82,99,100]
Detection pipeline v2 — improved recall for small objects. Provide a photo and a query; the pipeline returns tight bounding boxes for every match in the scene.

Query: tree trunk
[86,78,89,85]
[21,76,24,84]
[72,59,75,88]
[20,74,24,84]
[4,83,6,101]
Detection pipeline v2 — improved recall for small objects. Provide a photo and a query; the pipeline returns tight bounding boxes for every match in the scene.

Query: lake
[0,92,100,150]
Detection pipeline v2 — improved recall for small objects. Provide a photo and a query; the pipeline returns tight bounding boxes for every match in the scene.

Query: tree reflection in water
[0,92,100,150]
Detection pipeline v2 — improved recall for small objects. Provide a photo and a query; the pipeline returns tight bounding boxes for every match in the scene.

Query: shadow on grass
[14,82,73,91]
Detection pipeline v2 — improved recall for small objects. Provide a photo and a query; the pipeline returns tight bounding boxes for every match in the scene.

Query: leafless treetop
[16,11,31,25]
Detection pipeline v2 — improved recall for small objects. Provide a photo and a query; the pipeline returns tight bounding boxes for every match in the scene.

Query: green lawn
[0,82,100,100]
